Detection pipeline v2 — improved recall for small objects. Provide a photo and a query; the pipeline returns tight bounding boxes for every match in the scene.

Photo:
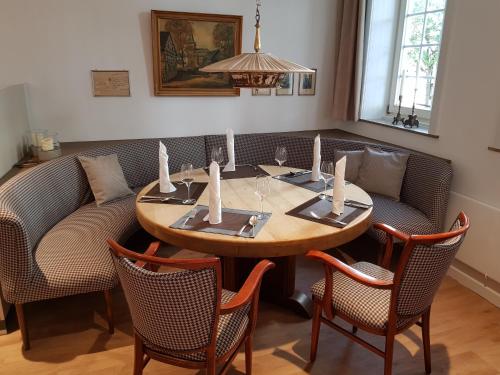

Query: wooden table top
[136,165,373,258]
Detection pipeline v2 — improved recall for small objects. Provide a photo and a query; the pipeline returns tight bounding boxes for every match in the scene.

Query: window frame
[387,0,447,121]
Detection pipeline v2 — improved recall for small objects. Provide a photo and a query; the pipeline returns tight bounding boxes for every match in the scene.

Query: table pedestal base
[222,255,313,318]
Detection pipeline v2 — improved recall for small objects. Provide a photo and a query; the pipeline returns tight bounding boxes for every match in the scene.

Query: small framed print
[298,69,317,96]
[252,88,272,96]
[276,73,294,96]
[92,70,131,97]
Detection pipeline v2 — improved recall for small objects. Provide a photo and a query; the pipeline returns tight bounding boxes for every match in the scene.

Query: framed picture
[276,73,294,96]
[91,70,130,97]
[151,10,242,96]
[252,88,272,96]
[298,69,317,96]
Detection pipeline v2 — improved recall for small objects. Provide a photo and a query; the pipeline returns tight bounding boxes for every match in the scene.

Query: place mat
[170,205,271,238]
[286,196,368,228]
[138,182,207,205]
[274,171,347,193]
[204,164,270,180]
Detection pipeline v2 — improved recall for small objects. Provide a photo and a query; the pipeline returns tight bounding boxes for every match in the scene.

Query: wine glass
[180,163,194,203]
[275,146,287,179]
[319,161,334,199]
[211,146,224,166]
[255,174,270,219]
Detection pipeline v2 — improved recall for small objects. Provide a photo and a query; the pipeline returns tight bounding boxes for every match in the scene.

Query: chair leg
[245,335,253,375]
[422,308,432,374]
[103,289,114,334]
[207,355,216,375]
[310,301,322,362]
[352,326,358,334]
[15,304,30,351]
[133,333,144,375]
[384,334,395,375]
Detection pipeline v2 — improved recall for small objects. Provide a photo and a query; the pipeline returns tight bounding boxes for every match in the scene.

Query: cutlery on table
[344,199,372,209]
[182,209,198,227]
[237,217,253,236]
[249,215,258,237]
[286,170,309,177]
[310,211,347,227]
[140,196,184,202]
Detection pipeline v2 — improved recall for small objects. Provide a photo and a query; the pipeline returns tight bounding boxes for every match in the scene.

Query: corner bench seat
[13,192,139,304]
[367,194,435,243]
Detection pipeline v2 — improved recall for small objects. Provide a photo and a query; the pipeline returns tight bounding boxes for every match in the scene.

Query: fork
[310,211,347,227]
[182,209,198,227]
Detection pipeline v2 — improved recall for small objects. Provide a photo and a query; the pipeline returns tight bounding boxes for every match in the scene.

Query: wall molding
[448,265,500,308]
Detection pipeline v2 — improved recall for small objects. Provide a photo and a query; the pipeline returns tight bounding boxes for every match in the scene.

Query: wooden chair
[306,212,470,375]
[107,240,274,375]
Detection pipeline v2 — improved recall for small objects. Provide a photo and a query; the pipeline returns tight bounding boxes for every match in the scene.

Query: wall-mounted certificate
[91,70,131,97]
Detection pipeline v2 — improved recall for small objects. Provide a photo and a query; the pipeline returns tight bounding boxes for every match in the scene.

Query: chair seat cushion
[311,262,413,331]
[144,289,249,362]
[367,194,435,243]
[14,194,139,304]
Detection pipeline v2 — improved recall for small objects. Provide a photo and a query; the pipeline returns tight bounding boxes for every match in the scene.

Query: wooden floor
[1,253,500,375]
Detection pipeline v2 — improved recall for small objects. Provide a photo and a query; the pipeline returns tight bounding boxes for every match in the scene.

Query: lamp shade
[200,53,314,88]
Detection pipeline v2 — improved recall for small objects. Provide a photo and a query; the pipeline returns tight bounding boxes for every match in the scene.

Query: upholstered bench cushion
[13,193,139,304]
[311,262,412,331]
[367,194,435,243]
[143,289,250,362]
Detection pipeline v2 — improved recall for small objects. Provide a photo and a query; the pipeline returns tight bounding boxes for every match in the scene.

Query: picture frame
[276,73,294,96]
[91,70,131,97]
[298,68,317,96]
[252,88,272,96]
[151,10,242,97]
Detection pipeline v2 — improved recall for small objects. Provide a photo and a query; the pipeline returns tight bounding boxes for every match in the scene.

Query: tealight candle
[40,137,54,151]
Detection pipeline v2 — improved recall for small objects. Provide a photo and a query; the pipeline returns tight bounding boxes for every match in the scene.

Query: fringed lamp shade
[200,53,313,88]
[200,1,314,88]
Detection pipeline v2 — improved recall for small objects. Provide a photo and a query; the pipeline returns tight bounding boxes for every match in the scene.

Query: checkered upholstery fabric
[8,192,139,304]
[311,262,412,330]
[396,218,466,318]
[205,134,314,169]
[112,255,249,362]
[368,194,435,243]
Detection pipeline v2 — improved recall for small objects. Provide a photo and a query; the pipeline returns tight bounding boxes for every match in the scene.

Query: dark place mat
[286,196,368,228]
[138,182,207,205]
[274,171,352,193]
[170,205,271,238]
[204,164,270,180]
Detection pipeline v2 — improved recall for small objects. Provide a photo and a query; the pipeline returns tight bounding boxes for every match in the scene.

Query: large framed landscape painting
[151,10,242,96]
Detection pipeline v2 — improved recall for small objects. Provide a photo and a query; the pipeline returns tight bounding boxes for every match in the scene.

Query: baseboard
[448,265,500,308]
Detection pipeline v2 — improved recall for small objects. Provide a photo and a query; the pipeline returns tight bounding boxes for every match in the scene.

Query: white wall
[336,0,500,281]
[0,0,336,142]
[0,84,30,176]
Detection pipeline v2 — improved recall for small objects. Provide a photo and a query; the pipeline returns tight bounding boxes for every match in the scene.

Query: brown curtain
[331,0,366,121]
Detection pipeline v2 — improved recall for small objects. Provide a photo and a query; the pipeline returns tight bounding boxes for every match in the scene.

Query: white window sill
[360,116,439,139]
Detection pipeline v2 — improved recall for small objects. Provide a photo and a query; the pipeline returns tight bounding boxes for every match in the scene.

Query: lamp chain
[254,0,262,52]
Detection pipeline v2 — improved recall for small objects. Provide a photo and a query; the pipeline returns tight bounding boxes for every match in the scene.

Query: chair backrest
[394,212,469,319]
[109,244,222,354]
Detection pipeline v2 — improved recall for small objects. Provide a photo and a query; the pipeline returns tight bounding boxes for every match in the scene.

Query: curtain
[331,0,366,121]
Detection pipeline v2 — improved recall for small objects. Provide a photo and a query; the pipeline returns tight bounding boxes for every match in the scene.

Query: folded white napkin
[223,128,236,172]
[332,156,346,216]
[311,134,321,181]
[159,141,176,193]
[209,161,222,224]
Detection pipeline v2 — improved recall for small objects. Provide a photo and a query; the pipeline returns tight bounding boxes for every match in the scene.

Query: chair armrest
[306,250,393,290]
[135,242,161,271]
[220,259,275,314]
[373,223,410,242]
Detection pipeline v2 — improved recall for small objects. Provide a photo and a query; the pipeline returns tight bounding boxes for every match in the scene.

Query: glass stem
[187,183,191,199]
[324,180,327,197]
[260,198,264,217]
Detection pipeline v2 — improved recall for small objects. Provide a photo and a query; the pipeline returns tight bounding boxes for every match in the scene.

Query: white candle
[400,69,406,96]
[41,137,54,151]
[35,132,45,147]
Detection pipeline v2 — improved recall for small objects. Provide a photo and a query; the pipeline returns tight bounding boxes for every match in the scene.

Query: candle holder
[403,102,419,128]
[392,95,405,125]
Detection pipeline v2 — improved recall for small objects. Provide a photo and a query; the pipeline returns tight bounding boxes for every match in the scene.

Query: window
[389,0,447,119]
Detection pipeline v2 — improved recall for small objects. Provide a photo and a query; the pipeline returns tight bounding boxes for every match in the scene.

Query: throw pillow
[78,154,134,206]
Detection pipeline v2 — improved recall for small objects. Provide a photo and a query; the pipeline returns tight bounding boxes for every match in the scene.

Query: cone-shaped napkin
[332,156,346,216]
[311,134,321,181]
[209,161,222,224]
[223,128,236,172]
[159,141,176,193]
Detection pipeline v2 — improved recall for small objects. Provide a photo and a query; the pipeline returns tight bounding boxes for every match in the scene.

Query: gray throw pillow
[78,154,134,206]
[356,147,409,201]
[334,150,364,182]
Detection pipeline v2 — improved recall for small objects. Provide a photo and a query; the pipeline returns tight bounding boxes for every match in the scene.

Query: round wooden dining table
[136,165,373,317]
